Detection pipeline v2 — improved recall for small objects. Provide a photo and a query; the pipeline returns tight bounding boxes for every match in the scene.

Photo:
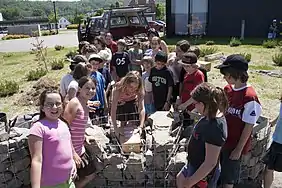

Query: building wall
[167,0,282,38]
[207,0,282,37]
[0,13,3,21]
[7,25,39,36]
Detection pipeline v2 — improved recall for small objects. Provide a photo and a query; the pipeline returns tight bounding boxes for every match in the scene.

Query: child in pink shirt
[29,89,75,188]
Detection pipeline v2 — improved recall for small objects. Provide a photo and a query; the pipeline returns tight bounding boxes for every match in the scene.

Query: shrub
[200,46,219,57]
[2,34,30,40]
[55,45,64,51]
[26,68,47,81]
[2,53,14,58]
[272,53,282,66]
[229,37,242,47]
[66,50,78,58]
[67,24,79,30]
[0,80,19,97]
[51,58,65,70]
[205,40,215,45]
[239,53,252,62]
[41,30,57,36]
[262,40,277,48]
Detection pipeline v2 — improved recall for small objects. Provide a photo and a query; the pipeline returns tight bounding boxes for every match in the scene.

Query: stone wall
[0,112,270,188]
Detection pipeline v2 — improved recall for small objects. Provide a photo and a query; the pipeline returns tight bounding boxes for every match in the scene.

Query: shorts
[263,141,282,172]
[145,103,156,115]
[41,179,75,188]
[180,164,220,188]
[77,149,96,178]
[220,148,241,185]
[116,99,139,122]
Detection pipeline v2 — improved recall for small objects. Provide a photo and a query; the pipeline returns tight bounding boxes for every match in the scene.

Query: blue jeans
[181,164,220,188]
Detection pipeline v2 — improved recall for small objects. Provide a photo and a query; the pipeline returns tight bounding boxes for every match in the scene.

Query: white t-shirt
[67,80,79,97]
[60,74,74,97]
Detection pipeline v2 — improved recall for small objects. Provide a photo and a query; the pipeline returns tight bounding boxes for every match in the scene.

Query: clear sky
[28,0,80,1]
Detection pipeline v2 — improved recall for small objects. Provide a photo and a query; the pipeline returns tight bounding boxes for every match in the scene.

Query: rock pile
[0,126,31,188]
[237,116,270,187]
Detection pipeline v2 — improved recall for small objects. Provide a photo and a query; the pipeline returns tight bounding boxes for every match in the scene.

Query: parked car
[148,20,166,32]
[78,7,150,42]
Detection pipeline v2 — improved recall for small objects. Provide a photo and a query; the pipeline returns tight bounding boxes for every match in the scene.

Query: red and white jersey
[224,84,262,154]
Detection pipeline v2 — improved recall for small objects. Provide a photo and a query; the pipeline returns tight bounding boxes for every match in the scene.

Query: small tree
[115,1,120,8]
[94,8,104,16]
[31,37,48,72]
[156,3,165,20]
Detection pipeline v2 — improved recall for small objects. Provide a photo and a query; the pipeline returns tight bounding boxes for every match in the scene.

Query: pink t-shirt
[29,119,74,186]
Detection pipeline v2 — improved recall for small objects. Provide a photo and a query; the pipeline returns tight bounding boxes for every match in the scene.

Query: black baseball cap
[215,54,248,71]
[179,52,198,65]
[155,51,168,63]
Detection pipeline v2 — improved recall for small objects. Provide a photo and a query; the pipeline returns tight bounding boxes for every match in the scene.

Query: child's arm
[110,87,119,129]
[138,92,146,129]
[230,123,253,160]
[185,143,221,187]
[29,135,43,188]
[270,115,279,127]
[104,89,108,113]
[178,98,194,111]
[163,86,173,111]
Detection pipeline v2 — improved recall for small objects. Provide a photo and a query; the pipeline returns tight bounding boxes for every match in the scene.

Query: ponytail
[191,83,228,119]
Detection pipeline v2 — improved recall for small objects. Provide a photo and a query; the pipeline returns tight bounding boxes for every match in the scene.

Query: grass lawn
[0,42,282,120]
[0,47,76,118]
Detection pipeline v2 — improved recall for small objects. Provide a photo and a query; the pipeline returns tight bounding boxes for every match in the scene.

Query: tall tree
[156,3,165,21]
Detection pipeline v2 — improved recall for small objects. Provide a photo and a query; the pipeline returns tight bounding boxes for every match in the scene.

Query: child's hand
[73,153,82,169]
[178,103,186,111]
[163,102,171,111]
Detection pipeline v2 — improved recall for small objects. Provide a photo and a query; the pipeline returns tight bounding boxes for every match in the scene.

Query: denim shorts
[145,103,155,115]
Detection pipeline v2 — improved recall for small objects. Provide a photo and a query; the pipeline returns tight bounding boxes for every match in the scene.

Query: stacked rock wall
[0,113,271,188]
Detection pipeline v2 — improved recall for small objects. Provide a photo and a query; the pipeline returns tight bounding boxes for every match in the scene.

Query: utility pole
[53,1,58,34]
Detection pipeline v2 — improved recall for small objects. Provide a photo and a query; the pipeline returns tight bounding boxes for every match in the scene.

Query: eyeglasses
[44,102,63,108]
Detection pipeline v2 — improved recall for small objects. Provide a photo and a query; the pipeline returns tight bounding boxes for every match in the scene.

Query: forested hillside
[0,0,165,22]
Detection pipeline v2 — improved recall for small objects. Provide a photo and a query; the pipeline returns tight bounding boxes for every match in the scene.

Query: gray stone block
[0,177,22,188]
[16,168,30,185]
[0,141,9,154]
[0,171,13,183]
[124,153,145,184]
[145,149,153,167]
[0,130,9,142]
[8,157,30,174]
[8,147,29,162]
[103,164,124,181]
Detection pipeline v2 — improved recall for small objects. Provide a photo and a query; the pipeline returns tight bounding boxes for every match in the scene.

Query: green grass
[1,41,282,119]
[0,47,76,117]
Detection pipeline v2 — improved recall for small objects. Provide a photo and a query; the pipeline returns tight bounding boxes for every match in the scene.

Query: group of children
[28,30,282,188]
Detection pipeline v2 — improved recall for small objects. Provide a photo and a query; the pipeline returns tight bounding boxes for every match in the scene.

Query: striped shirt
[70,106,89,156]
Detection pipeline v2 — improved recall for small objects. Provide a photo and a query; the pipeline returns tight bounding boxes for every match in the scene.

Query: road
[0,30,78,52]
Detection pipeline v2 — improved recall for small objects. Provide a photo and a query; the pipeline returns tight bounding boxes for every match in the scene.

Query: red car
[78,7,150,42]
[148,20,166,32]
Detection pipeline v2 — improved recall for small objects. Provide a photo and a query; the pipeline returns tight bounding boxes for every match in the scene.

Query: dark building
[166,0,282,38]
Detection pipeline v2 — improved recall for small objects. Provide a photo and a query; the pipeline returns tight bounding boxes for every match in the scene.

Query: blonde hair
[117,71,144,94]
[152,36,161,44]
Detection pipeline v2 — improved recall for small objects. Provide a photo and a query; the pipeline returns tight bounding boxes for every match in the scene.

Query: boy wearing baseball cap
[177,52,205,112]
[215,54,262,188]
[88,54,108,122]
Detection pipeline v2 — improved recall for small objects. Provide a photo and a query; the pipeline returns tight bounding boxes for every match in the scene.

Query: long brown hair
[191,83,228,119]
[38,89,64,120]
[117,71,144,94]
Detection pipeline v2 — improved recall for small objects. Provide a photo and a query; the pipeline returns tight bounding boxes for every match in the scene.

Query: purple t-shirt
[29,119,74,186]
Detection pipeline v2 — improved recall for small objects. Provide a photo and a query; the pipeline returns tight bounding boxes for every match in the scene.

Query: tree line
[0,0,166,23]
